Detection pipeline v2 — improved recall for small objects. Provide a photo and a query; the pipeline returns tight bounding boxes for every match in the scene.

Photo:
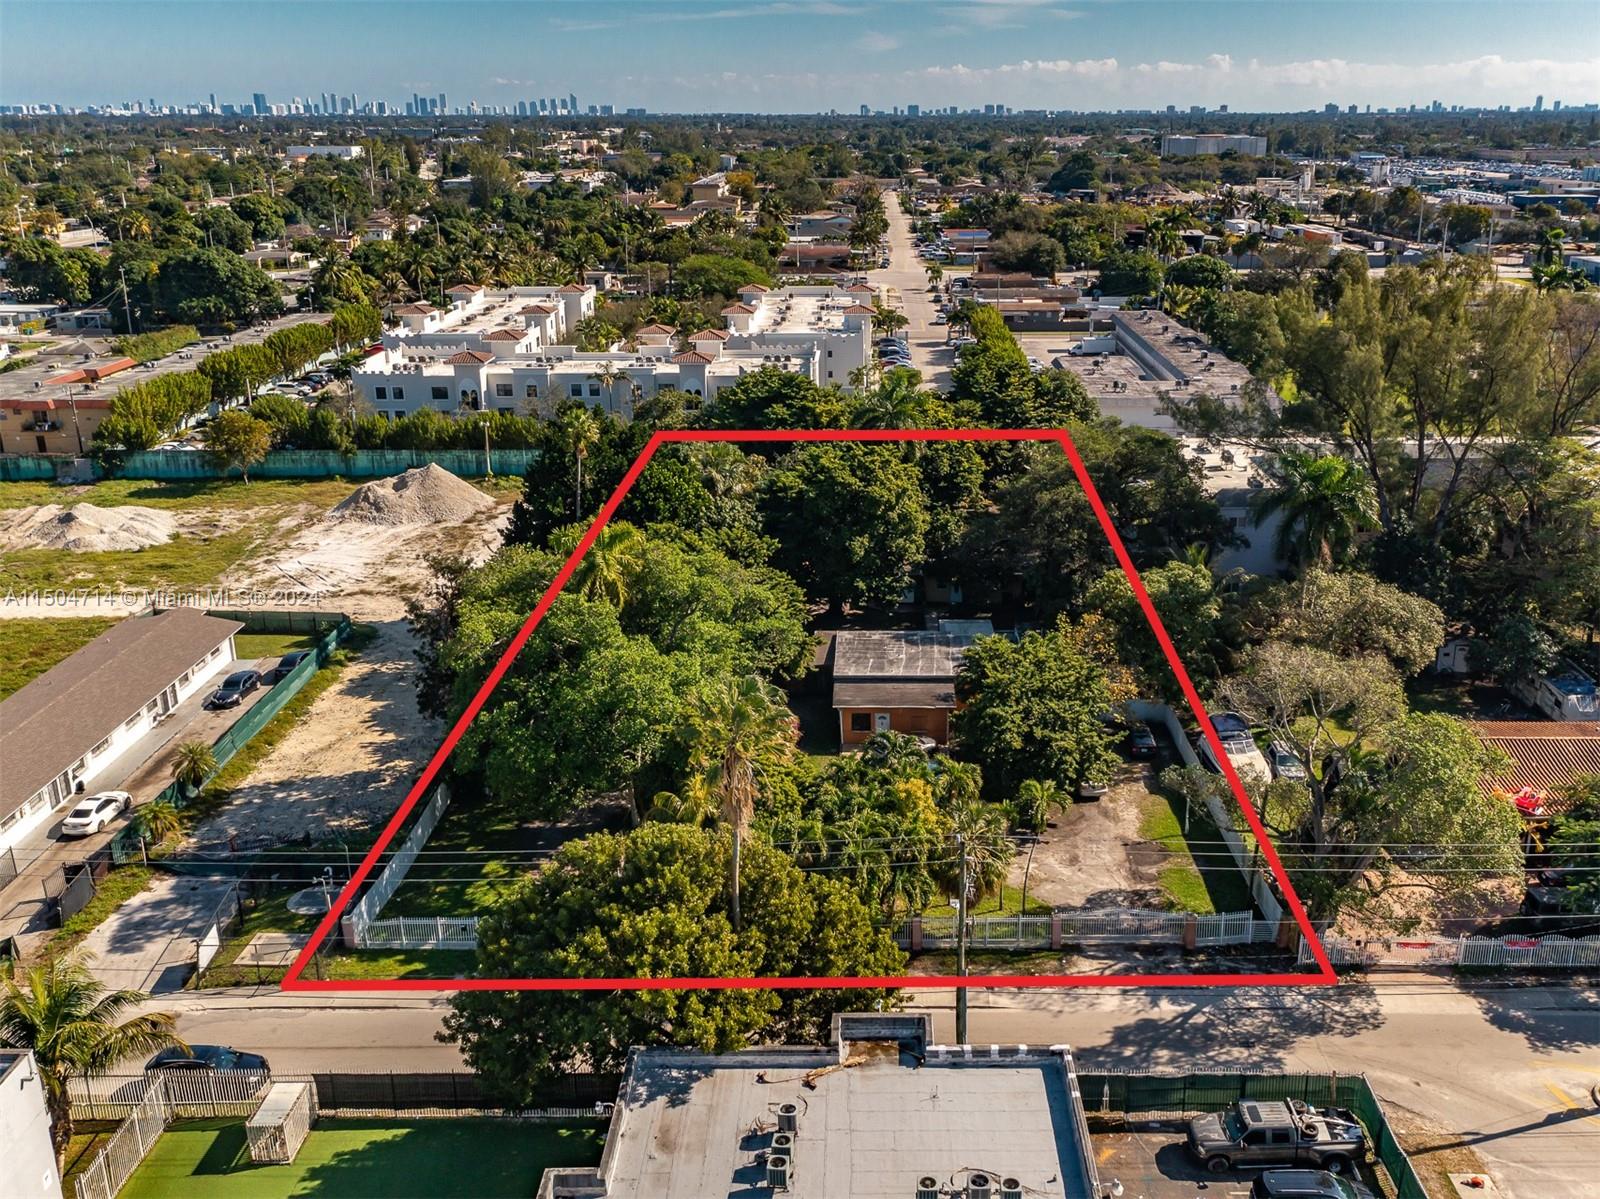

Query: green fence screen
[110,610,355,865]
[113,448,540,480]
[1076,1070,1430,1199]
[0,456,63,481]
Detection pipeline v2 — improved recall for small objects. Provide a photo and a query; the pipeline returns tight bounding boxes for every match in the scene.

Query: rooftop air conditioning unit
[916,1178,941,1199]
[999,1180,1024,1199]
[966,1173,993,1199]
[771,1132,794,1156]
[776,1103,800,1133]
[766,1155,791,1189]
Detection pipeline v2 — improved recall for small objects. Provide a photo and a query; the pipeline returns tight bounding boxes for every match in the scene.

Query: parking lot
[1092,1125,1387,1199]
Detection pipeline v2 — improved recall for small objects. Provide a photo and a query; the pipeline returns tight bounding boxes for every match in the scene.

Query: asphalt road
[869,191,956,391]
[135,979,1599,1198]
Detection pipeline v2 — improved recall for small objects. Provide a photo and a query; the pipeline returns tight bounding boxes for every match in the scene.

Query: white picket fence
[72,1077,169,1199]
[898,908,1271,951]
[70,1069,270,1121]
[1300,933,1600,970]
[359,915,480,950]
[342,784,449,948]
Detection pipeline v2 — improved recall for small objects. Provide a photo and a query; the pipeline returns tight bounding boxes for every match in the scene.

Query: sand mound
[328,464,496,526]
[0,503,176,552]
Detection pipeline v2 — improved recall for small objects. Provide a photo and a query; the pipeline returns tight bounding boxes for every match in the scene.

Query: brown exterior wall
[837,705,952,747]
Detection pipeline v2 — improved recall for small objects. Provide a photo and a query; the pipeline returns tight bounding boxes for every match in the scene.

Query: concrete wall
[0,1053,64,1199]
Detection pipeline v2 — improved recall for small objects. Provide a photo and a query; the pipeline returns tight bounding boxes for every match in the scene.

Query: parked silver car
[1188,1100,1365,1175]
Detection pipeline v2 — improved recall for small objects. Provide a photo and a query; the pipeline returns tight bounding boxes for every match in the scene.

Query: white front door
[873,713,892,732]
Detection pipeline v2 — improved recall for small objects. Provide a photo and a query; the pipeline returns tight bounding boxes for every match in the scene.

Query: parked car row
[203,650,316,710]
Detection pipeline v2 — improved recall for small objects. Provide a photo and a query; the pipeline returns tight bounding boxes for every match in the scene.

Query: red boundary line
[284,428,1336,992]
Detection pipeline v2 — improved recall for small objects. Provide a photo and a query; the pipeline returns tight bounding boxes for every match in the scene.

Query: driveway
[78,875,237,993]
[869,192,956,391]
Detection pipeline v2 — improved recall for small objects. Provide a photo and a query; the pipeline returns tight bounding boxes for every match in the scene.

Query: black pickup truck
[1187,1099,1366,1175]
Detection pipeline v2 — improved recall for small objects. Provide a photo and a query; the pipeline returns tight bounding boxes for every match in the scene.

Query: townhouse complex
[350,282,877,420]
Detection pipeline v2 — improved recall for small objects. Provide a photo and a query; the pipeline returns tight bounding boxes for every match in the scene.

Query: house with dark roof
[0,608,242,851]
[830,627,988,747]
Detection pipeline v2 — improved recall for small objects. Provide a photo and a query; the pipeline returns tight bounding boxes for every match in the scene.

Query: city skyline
[4,0,1598,115]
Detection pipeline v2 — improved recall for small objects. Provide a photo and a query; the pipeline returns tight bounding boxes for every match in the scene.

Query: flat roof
[597,1045,1094,1198]
[832,630,980,681]
[0,608,242,816]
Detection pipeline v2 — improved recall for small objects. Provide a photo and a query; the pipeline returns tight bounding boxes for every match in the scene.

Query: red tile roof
[843,304,877,315]
[557,283,588,293]
[720,303,756,314]
[444,350,495,365]
[740,284,769,293]
[481,329,526,341]
[689,329,730,340]
[391,303,437,315]
[520,304,557,315]
[1473,721,1600,814]
[445,283,484,294]
[846,283,876,292]
[635,323,677,335]
[672,350,715,365]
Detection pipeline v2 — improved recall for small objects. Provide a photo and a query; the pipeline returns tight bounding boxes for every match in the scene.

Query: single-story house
[0,608,242,851]
[830,627,987,747]
[1472,720,1600,818]
[538,1012,1099,1198]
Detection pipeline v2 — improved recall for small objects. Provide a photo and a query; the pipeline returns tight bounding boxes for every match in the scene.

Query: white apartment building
[286,144,364,160]
[0,1053,62,1199]
[1160,133,1268,157]
[353,283,876,420]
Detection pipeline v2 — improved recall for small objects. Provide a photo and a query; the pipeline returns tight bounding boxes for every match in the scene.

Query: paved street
[130,978,1599,1198]
[869,190,955,391]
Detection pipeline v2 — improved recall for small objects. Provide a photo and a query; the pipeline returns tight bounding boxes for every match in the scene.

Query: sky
[4,0,1599,114]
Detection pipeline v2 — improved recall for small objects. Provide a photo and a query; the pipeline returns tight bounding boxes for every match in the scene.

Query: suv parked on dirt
[1188,1099,1366,1175]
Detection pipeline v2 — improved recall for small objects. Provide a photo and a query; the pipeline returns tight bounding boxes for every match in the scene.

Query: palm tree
[171,741,216,796]
[685,675,796,931]
[556,407,601,516]
[938,797,1015,903]
[587,363,626,409]
[1013,779,1066,834]
[572,523,645,607]
[133,800,183,865]
[925,262,944,290]
[1145,208,1186,262]
[1534,226,1566,268]
[1252,450,1378,569]
[850,370,929,430]
[1,957,185,1167]
[1532,263,1590,293]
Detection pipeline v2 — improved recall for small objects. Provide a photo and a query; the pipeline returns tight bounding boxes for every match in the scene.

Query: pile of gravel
[328,464,496,526]
[0,503,176,552]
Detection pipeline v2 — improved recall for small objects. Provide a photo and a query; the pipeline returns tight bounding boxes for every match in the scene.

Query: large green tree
[439,823,903,1099]
[952,622,1119,799]
[760,443,929,614]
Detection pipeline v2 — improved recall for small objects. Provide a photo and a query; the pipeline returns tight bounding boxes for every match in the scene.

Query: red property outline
[285,428,1336,992]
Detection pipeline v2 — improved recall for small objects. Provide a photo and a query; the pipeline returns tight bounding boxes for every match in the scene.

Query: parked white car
[59,791,132,838]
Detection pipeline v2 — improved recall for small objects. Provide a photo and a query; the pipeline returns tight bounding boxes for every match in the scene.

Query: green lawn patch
[61,1122,121,1192]
[120,1117,604,1199]
[317,948,479,980]
[1138,791,1254,914]
[0,616,119,700]
[0,477,360,513]
[233,631,317,661]
[0,524,270,592]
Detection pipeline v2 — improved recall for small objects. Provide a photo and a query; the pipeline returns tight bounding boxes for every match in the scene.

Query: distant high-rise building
[1347,104,1358,114]
[252,92,268,115]
[1324,102,1339,114]
[859,104,869,116]
[438,92,447,114]
[1534,94,1544,111]
[907,103,920,117]
[538,98,548,113]
[600,104,614,116]
[1166,104,1177,114]
[1217,104,1228,113]
[569,92,578,113]
[208,92,217,112]
[1553,100,1562,111]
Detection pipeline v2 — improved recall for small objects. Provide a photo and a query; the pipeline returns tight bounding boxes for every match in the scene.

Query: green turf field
[119,1117,605,1199]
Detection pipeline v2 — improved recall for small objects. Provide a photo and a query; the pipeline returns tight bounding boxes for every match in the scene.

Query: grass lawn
[0,524,271,592]
[120,1118,604,1199]
[319,948,479,980]
[234,631,317,661]
[1138,791,1254,914]
[0,474,522,513]
[61,1122,121,1193]
[0,616,119,700]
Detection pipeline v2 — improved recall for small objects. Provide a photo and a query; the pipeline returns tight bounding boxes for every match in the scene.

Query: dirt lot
[187,619,444,845]
[1005,760,1172,910]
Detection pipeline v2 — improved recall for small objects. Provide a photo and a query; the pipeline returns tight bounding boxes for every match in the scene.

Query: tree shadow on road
[1069,982,1387,1072]
[1464,980,1600,1052]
